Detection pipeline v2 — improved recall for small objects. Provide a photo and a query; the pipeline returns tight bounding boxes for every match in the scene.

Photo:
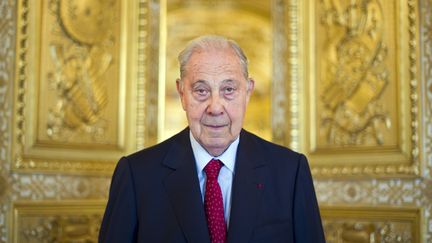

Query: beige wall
[0,0,431,242]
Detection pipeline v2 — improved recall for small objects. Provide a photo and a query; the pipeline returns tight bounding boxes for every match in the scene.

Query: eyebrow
[191,80,209,87]
[191,79,238,87]
[221,79,239,86]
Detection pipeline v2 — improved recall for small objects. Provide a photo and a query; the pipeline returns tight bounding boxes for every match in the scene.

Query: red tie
[204,159,227,243]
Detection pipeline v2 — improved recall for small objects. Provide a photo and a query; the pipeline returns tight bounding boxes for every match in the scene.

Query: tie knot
[204,159,223,179]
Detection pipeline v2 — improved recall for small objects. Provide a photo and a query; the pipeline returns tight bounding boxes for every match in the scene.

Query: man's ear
[246,78,255,101]
[176,79,187,110]
[176,78,183,96]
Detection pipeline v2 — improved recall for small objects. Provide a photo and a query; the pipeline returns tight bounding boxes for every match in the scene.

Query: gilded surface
[423,0,432,179]
[0,0,16,241]
[13,202,104,243]
[59,0,116,45]
[43,0,119,144]
[315,178,432,242]
[20,215,101,242]
[306,0,420,177]
[11,0,141,174]
[136,0,151,148]
[323,221,413,242]
[271,0,290,147]
[13,175,110,200]
[284,0,304,151]
[421,0,432,241]
[319,0,391,146]
[321,207,420,242]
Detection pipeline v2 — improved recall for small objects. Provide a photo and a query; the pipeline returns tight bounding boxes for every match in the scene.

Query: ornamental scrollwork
[319,0,390,145]
[46,0,117,141]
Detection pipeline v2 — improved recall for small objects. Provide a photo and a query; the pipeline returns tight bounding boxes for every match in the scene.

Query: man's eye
[224,87,235,94]
[194,88,209,96]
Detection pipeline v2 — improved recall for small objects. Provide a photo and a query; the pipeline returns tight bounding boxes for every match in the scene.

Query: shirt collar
[190,131,239,174]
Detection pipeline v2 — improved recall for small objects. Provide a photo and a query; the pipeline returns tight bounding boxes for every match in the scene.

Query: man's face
[177,47,254,156]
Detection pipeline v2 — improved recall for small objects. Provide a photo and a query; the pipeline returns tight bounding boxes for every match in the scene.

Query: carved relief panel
[321,207,421,242]
[302,0,421,177]
[40,0,120,144]
[318,0,394,146]
[12,201,104,243]
[13,0,140,174]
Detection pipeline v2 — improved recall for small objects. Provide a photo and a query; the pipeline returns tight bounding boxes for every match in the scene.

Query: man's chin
[201,138,230,156]
[202,125,229,134]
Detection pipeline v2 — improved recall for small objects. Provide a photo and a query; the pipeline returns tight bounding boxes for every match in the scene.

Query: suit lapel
[227,130,268,243]
[162,129,210,243]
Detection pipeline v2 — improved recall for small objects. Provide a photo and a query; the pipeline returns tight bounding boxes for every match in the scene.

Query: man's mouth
[203,124,227,129]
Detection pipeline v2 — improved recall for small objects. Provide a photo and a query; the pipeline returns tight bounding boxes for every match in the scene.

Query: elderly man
[99,35,325,243]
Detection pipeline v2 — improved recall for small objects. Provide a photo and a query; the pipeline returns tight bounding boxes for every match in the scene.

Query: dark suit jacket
[99,128,325,243]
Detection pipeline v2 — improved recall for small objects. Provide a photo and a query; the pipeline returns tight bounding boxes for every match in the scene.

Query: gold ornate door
[0,0,431,242]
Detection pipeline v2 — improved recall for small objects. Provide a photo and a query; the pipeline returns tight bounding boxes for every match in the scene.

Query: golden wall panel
[423,0,432,178]
[302,0,421,177]
[321,207,421,242]
[271,0,292,146]
[12,0,142,174]
[12,201,105,243]
[0,0,16,240]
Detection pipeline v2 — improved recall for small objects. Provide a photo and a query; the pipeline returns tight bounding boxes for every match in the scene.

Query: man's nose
[206,93,224,116]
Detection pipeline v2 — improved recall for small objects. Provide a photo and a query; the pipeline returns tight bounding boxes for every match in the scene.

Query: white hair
[178,35,249,79]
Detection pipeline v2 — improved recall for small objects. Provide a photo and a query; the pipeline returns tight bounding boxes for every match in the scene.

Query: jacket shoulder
[123,128,189,166]
[241,129,302,160]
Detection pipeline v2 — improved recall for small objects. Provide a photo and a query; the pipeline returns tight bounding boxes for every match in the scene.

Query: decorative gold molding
[271,0,289,146]
[407,0,421,171]
[272,0,300,150]
[140,0,160,148]
[321,206,422,242]
[422,0,432,179]
[13,159,116,175]
[301,0,421,177]
[12,201,105,243]
[137,0,150,149]
[0,0,16,241]
[420,0,432,237]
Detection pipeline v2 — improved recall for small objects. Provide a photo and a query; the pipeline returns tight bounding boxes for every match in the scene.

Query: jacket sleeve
[293,154,326,242]
[99,157,138,243]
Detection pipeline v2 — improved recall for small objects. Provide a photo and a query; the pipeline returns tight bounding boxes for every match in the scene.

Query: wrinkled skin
[177,47,254,156]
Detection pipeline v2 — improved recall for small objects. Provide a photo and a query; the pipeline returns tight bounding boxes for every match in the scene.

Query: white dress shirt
[189,132,239,226]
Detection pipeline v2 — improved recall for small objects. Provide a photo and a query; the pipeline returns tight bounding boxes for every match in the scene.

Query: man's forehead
[182,47,246,81]
[191,78,237,85]
[190,62,239,72]
[187,52,241,72]
[189,47,239,62]
[186,65,243,84]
